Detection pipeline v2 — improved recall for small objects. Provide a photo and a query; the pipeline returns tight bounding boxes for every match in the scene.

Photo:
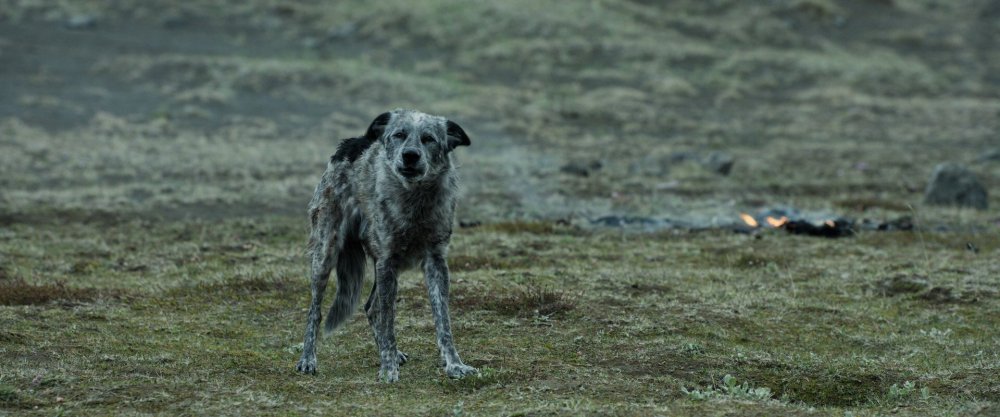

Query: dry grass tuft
[0,279,126,306]
[731,253,789,269]
[835,197,911,212]
[448,254,535,272]
[454,284,576,317]
[483,221,568,235]
[169,275,294,297]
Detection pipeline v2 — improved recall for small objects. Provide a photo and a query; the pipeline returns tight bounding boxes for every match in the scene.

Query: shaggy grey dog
[295,109,478,382]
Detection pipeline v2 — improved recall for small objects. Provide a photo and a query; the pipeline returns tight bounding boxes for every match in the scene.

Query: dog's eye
[420,135,434,144]
[392,131,407,140]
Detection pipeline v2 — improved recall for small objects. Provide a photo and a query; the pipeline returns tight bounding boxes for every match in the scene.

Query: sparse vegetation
[682,374,774,402]
[882,381,932,406]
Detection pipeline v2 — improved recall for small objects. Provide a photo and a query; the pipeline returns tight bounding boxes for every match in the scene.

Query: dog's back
[307,131,381,333]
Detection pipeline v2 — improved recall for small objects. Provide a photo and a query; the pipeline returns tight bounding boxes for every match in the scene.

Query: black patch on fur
[332,136,373,163]
[366,112,393,140]
[330,112,394,163]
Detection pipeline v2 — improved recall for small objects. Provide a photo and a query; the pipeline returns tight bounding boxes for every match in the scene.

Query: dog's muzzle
[397,149,425,179]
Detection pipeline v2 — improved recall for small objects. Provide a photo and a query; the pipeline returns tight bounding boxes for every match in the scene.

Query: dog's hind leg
[424,249,478,379]
[295,206,336,375]
[366,256,401,382]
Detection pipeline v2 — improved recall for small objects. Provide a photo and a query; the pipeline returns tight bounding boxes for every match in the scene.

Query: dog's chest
[366,200,451,265]
[386,214,449,247]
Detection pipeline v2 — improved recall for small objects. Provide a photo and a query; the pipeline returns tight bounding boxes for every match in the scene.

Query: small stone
[923,163,988,210]
[458,220,482,228]
[327,23,357,40]
[560,160,602,177]
[877,216,914,231]
[161,12,193,29]
[65,14,97,30]
[701,151,735,176]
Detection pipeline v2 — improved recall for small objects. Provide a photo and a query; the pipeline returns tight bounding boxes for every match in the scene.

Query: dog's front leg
[424,250,479,379]
[368,256,400,382]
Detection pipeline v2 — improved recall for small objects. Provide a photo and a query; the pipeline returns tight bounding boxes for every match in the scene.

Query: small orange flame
[739,213,758,228]
[766,216,789,228]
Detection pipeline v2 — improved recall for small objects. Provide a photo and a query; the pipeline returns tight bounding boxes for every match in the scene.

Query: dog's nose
[402,149,421,166]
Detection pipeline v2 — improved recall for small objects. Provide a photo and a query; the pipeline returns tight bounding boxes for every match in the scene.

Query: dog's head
[366,109,471,183]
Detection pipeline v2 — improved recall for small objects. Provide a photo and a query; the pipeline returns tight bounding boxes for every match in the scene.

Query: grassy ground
[1,219,998,415]
[1,0,999,415]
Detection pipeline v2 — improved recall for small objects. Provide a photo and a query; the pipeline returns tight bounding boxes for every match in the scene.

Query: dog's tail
[323,235,366,335]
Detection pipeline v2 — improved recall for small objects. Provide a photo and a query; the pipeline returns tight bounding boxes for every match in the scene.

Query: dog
[295,109,478,382]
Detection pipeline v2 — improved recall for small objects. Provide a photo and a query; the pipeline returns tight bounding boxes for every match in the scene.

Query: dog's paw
[397,350,408,366]
[295,356,318,375]
[445,363,479,379]
[378,365,400,383]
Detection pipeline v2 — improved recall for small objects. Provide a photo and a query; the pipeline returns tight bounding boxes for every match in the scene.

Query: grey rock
[65,14,97,30]
[161,12,194,29]
[924,163,988,210]
[701,151,735,176]
[976,149,1000,163]
[590,215,660,228]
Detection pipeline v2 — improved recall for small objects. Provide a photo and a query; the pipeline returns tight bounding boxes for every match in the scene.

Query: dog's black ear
[445,120,471,151]
[365,112,393,140]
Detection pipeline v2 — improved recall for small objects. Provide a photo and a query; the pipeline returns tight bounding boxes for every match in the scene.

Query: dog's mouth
[396,166,424,179]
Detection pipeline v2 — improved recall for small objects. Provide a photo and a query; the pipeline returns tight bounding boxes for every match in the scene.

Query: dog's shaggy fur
[295,109,477,382]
